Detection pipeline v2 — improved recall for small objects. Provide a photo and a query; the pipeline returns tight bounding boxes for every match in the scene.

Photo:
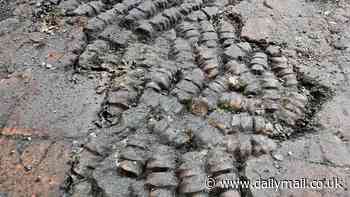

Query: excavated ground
[1,0,350,197]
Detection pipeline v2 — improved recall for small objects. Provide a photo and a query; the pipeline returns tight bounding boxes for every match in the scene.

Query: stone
[149,188,175,197]
[208,110,232,133]
[162,123,191,147]
[220,190,241,197]
[147,146,176,170]
[191,98,209,116]
[192,123,223,148]
[251,135,277,156]
[159,95,184,115]
[58,0,80,15]
[223,44,248,61]
[93,156,134,197]
[108,90,133,108]
[266,45,281,56]
[224,135,240,154]
[145,172,178,188]
[236,134,252,160]
[118,160,143,177]
[86,18,106,34]
[207,148,236,174]
[84,131,119,156]
[73,150,101,176]
[71,181,93,197]
[121,104,150,130]
[129,181,148,197]
[119,147,147,165]
[100,26,132,48]
[179,174,207,194]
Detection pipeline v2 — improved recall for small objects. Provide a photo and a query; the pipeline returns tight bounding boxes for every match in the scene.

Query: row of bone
[118,132,277,196]
[123,0,183,24]
[134,0,209,37]
[117,136,241,197]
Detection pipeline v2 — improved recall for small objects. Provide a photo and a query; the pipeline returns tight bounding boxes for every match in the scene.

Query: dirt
[0,0,350,197]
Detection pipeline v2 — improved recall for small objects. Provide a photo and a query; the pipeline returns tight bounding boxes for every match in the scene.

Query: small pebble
[272,153,284,161]
[46,63,53,69]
